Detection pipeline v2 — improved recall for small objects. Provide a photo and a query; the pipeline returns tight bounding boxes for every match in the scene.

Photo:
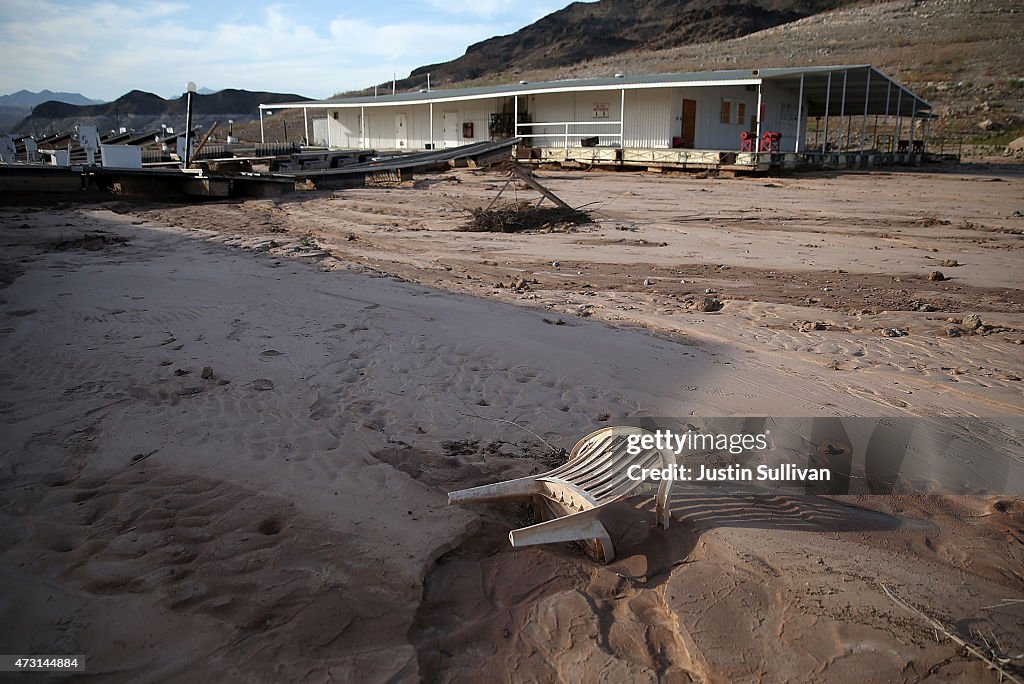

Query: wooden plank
[509,164,572,209]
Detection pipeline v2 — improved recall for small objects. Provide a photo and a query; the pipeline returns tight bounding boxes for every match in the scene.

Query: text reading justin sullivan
[625,429,831,482]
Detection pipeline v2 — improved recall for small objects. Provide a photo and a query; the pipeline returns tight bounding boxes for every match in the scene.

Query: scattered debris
[881,328,908,338]
[463,202,592,233]
[798,321,828,332]
[940,259,959,267]
[129,449,159,466]
[462,162,592,232]
[51,233,128,251]
[173,368,190,376]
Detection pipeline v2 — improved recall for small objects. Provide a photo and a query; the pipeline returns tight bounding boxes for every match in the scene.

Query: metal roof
[262,65,929,115]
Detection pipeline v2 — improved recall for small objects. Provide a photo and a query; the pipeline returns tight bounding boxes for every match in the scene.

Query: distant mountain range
[0,89,104,108]
[6,89,309,136]
[0,90,107,133]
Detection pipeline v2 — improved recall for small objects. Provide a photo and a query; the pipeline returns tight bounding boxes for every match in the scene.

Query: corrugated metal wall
[323,97,510,150]
[527,91,625,147]
[689,85,757,150]
[317,84,801,152]
[624,89,672,148]
[760,81,802,152]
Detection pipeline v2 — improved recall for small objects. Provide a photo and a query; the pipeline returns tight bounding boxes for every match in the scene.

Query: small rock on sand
[201,366,214,379]
[692,297,722,312]
[249,379,275,391]
[940,259,959,267]
[928,271,945,281]
[962,314,983,330]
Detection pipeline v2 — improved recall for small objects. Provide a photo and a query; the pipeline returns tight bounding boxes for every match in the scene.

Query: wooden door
[681,99,696,148]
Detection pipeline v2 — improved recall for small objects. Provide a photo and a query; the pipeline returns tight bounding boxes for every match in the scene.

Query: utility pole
[183,81,197,168]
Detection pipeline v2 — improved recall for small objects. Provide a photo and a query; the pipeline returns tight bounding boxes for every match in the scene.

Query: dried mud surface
[1,164,1022,681]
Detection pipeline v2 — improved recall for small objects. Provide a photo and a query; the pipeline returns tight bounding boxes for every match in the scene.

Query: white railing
[514,120,624,149]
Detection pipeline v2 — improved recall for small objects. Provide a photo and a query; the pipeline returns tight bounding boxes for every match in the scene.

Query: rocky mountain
[11,89,310,137]
[370,0,1021,143]
[376,0,859,93]
[480,0,1024,141]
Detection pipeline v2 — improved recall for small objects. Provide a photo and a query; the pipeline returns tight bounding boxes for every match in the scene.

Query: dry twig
[880,582,1023,683]
[456,397,563,457]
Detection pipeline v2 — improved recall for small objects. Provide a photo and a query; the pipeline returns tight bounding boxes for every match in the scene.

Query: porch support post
[755,80,763,153]
[795,74,804,153]
[910,98,918,152]
[860,68,871,152]
[429,102,433,149]
[327,110,332,148]
[513,95,518,139]
[303,107,308,146]
[620,88,625,147]
[822,72,832,153]
[894,88,903,152]
[838,70,847,149]
[360,105,366,147]
[259,107,265,144]
[883,81,892,151]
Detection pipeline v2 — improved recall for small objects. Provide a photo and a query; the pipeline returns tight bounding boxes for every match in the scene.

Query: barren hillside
[431,0,1024,143]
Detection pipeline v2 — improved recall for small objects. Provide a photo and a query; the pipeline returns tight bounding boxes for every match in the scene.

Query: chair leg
[509,508,615,563]
[656,479,672,529]
[447,476,542,505]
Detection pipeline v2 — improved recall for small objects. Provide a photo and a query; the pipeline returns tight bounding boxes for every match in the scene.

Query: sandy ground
[0,162,1022,682]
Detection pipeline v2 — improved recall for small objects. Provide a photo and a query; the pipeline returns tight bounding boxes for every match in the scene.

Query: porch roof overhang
[260,65,931,116]
[761,65,931,117]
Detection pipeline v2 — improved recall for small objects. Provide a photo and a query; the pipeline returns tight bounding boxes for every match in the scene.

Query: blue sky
[0,0,574,101]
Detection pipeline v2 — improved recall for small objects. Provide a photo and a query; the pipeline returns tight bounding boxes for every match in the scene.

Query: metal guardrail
[515,120,624,149]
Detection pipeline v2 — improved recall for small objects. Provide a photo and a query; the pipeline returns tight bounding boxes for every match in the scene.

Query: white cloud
[421,0,572,21]
[0,1,559,100]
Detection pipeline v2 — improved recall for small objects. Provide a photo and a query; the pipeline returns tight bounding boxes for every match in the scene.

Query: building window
[721,99,748,125]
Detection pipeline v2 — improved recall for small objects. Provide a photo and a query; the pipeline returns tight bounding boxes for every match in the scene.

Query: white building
[261,65,932,166]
